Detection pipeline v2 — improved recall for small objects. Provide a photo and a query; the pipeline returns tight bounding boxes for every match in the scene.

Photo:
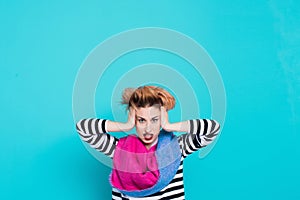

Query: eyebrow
[136,115,159,119]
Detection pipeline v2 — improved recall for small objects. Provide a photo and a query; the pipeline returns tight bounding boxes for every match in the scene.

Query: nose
[145,123,152,132]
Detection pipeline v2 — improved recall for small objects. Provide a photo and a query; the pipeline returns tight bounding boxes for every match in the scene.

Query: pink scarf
[110,135,159,191]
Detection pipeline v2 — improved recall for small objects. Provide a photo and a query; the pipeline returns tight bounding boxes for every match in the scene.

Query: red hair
[121,85,175,111]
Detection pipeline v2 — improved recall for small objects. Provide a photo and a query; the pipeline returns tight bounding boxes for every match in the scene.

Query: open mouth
[143,133,153,141]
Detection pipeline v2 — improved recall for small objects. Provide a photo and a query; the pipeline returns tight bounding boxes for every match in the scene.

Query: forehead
[136,106,160,118]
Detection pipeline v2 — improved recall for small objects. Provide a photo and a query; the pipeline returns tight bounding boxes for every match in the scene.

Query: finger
[130,107,136,120]
[160,107,168,126]
[129,106,134,114]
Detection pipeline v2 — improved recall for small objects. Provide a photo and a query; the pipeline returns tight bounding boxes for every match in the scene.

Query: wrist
[124,121,135,131]
[162,121,189,133]
[162,122,172,132]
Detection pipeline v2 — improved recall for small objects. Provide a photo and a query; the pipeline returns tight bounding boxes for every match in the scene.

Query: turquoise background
[1,0,300,199]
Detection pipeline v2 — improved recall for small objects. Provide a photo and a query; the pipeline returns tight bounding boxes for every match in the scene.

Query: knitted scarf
[110,130,181,197]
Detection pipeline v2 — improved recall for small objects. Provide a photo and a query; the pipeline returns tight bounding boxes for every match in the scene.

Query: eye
[152,118,159,123]
[138,118,145,123]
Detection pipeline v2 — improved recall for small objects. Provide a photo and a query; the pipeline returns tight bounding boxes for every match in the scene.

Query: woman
[76,85,220,199]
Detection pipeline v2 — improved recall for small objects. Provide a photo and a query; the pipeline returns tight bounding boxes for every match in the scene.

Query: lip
[143,133,153,141]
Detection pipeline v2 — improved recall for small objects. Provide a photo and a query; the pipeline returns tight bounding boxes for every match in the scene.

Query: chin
[142,139,153,145]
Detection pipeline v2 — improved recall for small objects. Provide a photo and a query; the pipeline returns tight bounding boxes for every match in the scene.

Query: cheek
[135,125,144,135]
[136,123,144,129]
[153,123,161,132]
[156,123,161,129]
[156,120,162,127]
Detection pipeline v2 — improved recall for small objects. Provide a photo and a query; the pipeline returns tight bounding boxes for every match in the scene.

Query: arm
[161,107,220,158]
[76,118,118,158]
[160,106,190,133]
[179,119,220,158]
[106,107,135,132]
[75,108,136,158]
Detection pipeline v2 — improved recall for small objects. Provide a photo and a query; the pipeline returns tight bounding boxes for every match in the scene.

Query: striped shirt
[76,119,220,200]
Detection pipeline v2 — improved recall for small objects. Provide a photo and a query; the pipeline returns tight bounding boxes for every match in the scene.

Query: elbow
[203,120,220,145]
[76,119,86,132]
[213,120,221,135]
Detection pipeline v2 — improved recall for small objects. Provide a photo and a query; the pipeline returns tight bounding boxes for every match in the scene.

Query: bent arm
[76,109,135,158]
[106,107,136,132]
[106,120,134,132]
[76,118,118,158]
[178,119,220,158]
[161,106,190,132]
[162,120,190,133]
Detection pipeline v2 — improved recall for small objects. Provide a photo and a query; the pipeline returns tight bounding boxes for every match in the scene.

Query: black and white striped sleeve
[76,118,118,158]
[178,119,220,158]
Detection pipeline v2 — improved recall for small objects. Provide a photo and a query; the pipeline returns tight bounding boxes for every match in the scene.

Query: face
[135,106,161,149]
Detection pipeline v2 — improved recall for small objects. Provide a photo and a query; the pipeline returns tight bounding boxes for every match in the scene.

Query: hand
[125,107,136,130]
[160,106,190,133]
[160,106,172,132]
[106,107,136,132]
